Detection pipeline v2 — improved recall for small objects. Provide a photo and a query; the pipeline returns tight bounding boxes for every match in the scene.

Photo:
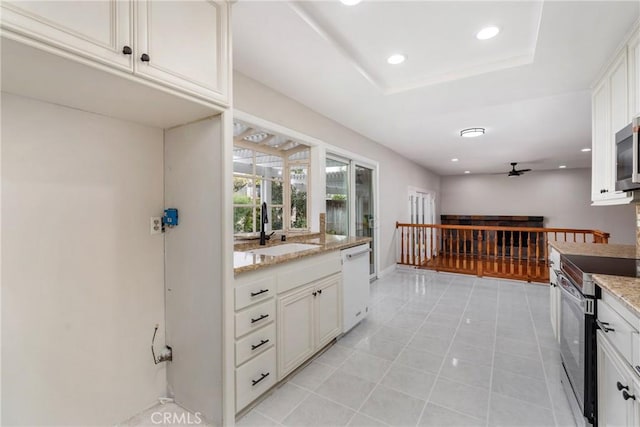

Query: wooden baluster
[582,233,586,243]
[493,230,498,274]
[535,231,540,280]
[563,231,567,242]
[477,230,483,277]
[510,231,514,276]
[573,232,576,243]
[400,226,405,264]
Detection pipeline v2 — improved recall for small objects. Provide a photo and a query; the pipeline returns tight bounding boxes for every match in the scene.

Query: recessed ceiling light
[464,171,471,174]
[451,158,459,162]
[460,128,485,138]
[340,0,362,5]
[559,165,567,169]
[581,148,592,152]
[387,54,406,65]
[476,26,500,40]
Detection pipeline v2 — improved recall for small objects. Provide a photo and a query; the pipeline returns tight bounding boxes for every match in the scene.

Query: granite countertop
[549,241,637,259]
[234,234,371,275]
[593,274,640,316]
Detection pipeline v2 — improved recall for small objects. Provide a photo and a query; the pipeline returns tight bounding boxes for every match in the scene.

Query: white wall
[1,93,166,425]
[234,72,441,272]
[441,168,636,244]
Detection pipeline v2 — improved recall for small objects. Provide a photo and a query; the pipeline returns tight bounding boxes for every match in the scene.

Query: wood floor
[419,254,550,283]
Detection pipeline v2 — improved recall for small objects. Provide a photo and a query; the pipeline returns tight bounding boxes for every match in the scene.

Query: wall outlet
[150,217,163,235]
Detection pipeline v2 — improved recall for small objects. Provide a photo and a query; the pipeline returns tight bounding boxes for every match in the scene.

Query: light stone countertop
[549,241,637,259]
[593,274,640,317]
[234,234,371,275]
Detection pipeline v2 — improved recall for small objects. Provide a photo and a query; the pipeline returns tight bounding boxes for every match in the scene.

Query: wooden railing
[396,223,610,282]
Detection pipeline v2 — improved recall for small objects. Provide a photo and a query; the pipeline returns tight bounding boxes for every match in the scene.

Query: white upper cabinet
[1,1,133,70]
[591,38,634,205]
[0,0,230,120]
[629,27,640,119]
[135,0,228,104]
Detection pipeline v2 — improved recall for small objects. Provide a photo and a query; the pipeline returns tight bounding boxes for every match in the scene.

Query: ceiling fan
[507,162,532,177]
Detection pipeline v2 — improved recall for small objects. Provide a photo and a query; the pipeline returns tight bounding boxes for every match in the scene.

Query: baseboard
[377,264,397,278]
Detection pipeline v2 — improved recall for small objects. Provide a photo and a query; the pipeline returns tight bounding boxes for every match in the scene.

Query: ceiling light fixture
[340,0,362,5]
[559,165,567,169]
[476,26,500,40]
[464,171,471,174]
[460,128,485,138]
[581,148,592,152]
[387,54,406,65]
[451,158,459,162]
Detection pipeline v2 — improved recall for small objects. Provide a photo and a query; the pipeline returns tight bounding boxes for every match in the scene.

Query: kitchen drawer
[235,323,276,367]
[235,299,275,338]
[278,252,341,294]
[235,276,276,310]
[598,299,637,364]
[235,347,276,412]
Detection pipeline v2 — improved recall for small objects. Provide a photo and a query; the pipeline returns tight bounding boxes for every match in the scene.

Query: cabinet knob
[317,289,323,295]
[141,53,150,62]
[617,381,630,391]
[623,390,636,401]
[122,46,132,55]
[312,291,317,297]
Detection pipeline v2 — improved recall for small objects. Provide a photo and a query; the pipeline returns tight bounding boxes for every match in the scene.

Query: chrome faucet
[259,202,269,245]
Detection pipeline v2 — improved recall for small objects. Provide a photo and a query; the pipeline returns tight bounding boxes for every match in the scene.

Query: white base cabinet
[549,247,561,343]
[277,273,342,380]
[597,330,639,427]
[234,251,343,413]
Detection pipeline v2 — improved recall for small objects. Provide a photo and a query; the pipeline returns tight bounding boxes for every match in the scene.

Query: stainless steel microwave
[615,117,640,192]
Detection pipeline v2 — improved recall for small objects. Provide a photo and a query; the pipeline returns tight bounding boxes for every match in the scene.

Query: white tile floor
[237,269,577,427]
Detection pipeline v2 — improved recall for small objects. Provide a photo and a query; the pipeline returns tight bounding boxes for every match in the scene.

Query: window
[325,157,349,235]
[233,121,310,234]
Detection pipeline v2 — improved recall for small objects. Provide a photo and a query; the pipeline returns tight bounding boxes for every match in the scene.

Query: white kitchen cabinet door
[592,77,613,202]
[611,51,629,135]
[277,286,315,379]
[628,28,640,120]
[315,276,341,349]
[597,331,637,427]
[135,0,228,104]
[1,0,133,70]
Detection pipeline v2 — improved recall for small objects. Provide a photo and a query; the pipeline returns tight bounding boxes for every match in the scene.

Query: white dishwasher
[341,244,370,333]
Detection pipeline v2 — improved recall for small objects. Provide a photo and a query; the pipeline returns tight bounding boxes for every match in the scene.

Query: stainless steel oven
[557,261,597,426]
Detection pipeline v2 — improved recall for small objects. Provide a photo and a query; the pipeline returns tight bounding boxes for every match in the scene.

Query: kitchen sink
[247,243,320,257]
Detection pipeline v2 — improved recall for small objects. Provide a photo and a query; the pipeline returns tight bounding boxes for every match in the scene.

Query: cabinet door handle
[251,372,269,386]
[312,291,317,297]
[122,46,132,55]
[250,289,269,297]
[251,339,270,350]
[617,382,630,391]
[596,319,615,333]
[623,390,636,401]
[250,314,269,324]
[317,289,323,295]
[141,53,150,62]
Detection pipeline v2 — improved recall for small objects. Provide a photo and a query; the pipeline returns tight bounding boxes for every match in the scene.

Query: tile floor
[237,269,577,427]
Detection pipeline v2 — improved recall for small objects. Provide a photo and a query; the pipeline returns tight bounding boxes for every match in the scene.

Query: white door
[409,189,435,261]
[277,287,314,379]
[135,0,228,103]
[1,0,132,70]
[315,276,341,348]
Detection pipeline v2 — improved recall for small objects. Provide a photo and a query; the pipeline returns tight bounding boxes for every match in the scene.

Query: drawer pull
[250,314,269,324]
[596,320,615,333]
[251,372,269,386]
[623,390,636,401]
[250,289,269,297]
[251,339,270,350]
[618,382,630,392]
